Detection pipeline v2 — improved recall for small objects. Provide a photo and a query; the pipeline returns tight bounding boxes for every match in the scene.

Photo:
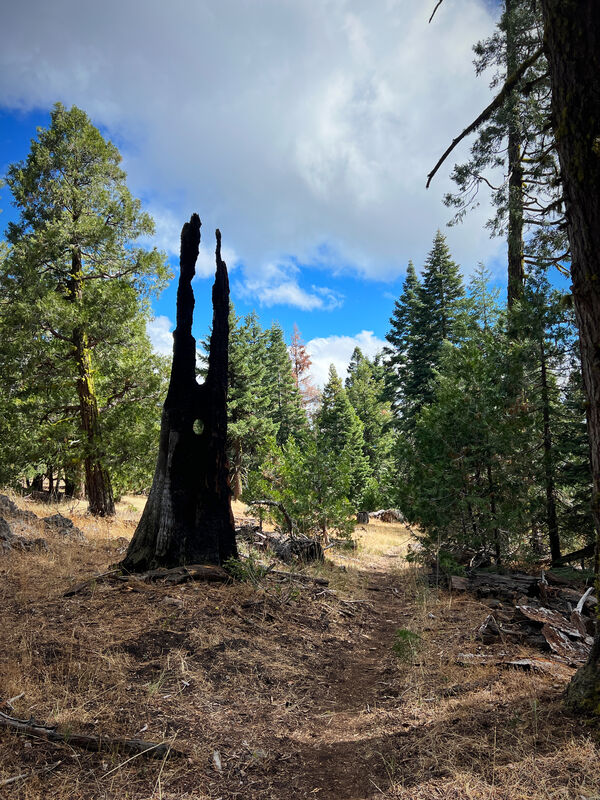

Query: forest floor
[0,492,599,799]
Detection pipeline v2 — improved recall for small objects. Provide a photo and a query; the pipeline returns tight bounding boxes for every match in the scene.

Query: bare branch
[426,46,544,189]
[428,0,444,24]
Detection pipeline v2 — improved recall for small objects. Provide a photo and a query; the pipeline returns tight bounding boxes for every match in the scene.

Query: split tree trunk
[538,0,600,712]
[121,215,237,571]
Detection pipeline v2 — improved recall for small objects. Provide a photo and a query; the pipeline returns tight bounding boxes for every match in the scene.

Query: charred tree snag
[121,215,237,572]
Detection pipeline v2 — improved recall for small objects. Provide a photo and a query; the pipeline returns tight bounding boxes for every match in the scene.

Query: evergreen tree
[0,104,169,513]
[264,322,307,446]
[345,347,395,506]
[397,280,527,565]
[444,0,567,300]
[267,436,355,541]
[384,260,422,416]
[316,365,371,506]
[227,310,274,500]
[412,232,465,413]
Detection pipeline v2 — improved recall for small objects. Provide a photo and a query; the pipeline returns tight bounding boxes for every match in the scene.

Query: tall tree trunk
[232,441,243,501]
[69,249,115,517]
[540,336,560,562]
[539,0,600,712]
[486,462,501,565]
[505,0,525,310]
[121,215,237,572]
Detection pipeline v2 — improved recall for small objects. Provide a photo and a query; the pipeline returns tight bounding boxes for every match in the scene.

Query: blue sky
[1,0,527,385]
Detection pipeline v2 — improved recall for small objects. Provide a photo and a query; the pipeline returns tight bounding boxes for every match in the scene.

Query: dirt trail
[283,571,405,798]
[2,510,597,800]
[249,549,415,800]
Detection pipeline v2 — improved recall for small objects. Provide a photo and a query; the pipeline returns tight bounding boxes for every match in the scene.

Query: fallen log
[515,604,593,642]
[552,542,595,566]
[540,625,591,665]
[370,509,405,523]
[138,564,230,584]
[63,569,122,597]
[0,711,182,759]
[456,652,572,675]
[0,760,61,787]
[250,528,324,563]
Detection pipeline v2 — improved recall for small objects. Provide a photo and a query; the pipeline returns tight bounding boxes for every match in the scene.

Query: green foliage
[385,232,466,428]
[392,629,421,661]
[316,365,371,506]
[392,263,590,566]
[226,310,275,498]
[444,0,567,268]
[345,348,395,505]
[244,434,356,541]
[224,552,271,585]
[0,103,170,496]
[264,322,307,445]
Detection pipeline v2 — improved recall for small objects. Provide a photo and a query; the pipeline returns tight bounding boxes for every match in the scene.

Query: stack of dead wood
[235,522,324,563]
[369,508,405,523]
[450,569,596,668]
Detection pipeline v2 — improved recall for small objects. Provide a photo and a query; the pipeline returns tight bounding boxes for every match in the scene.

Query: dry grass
[0,494,598,799]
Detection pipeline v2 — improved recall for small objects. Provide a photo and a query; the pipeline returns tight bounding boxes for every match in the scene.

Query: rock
[0,494,39,523]
[356,511,370,524]
[0,494,20,515]
[44,513,86,540]
[1,516,48,553]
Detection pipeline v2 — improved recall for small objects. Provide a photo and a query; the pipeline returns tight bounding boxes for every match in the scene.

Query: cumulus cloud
[235,258,344,311]
[0,0,502,301]
[143,206,239,279]
[306,330,386,388]
[146,315,173,355]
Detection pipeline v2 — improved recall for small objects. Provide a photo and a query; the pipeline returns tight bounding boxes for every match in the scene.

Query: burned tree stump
[121,215,237,571]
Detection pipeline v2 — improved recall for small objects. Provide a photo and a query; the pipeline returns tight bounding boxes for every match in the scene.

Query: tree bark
[538,0,600,712]
[505,0,525,310]
[69,248,115,517]
[540,336,560,563]
[121,215,237,571]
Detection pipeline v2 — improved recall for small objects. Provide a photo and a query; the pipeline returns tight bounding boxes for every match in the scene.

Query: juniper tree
[1,104,169,514]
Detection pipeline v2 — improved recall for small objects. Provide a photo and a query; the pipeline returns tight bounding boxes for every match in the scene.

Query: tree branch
[428,0,444,24]
[426,46,544,189]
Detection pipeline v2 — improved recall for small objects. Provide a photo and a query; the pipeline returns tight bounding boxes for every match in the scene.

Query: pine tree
[227,310,275,500]
[1,104,169,514]
[444,0,567,299]
[384,260,422,416]
[345,347,394,505]
[264,322,308,446]
[316,365,371,506]
[412,232,465,412]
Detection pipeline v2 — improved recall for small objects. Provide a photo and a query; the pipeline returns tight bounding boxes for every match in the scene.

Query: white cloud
[234,259,344,310]
[146,314,173,355]
[143,206,239,278]
[306,330,386,388]
[0,0,501,287]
